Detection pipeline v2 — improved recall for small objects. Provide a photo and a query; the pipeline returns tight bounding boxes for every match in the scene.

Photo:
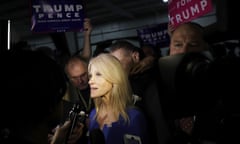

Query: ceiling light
[162,0,168,3]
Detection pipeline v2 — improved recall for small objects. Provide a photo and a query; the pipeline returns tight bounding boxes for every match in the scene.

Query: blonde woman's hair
[88,53,133,122]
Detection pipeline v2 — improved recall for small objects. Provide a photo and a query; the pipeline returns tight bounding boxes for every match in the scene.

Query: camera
[158,51,213,119]
[158,50,240,143]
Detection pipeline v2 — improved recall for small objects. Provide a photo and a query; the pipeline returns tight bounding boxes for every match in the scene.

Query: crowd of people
[0,15,239,144]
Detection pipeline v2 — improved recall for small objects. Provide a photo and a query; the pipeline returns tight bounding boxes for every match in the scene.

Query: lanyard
[76,88,92,113]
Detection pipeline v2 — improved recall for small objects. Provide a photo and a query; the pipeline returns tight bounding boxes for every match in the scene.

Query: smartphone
[123,134,142,144]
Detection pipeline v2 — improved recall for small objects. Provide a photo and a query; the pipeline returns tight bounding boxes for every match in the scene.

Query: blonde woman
[88,53,149,144]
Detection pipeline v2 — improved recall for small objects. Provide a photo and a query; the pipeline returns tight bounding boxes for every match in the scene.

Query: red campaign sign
[168,0,213,28]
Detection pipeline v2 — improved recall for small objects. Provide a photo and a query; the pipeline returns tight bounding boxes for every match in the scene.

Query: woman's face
[88,65,113,98]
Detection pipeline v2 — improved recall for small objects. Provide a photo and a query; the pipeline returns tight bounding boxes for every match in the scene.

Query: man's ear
[132,51,140,63]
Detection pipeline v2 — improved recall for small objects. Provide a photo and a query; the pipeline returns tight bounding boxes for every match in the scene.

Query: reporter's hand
[179,116,194,135]
[49,121,70,144]
[67,121,84,144]
[49,120,84,144]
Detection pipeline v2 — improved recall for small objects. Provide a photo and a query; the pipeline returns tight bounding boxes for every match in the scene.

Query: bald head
[65,56,89,90]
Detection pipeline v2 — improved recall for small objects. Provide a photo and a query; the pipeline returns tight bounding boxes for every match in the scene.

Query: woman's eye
[96,72,102,76]
[88,74,92,78]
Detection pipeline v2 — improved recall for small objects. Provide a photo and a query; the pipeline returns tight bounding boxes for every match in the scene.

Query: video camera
[158,51,213,119]
[158,50,240,142]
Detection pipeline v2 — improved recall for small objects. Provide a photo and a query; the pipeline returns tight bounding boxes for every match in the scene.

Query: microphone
[65,103,86,143]
[89,128,105,144]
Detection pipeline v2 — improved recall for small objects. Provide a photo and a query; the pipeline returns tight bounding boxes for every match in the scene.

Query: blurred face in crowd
[110,48,139,75]
[88,65,113,99]
[142,45,154,56]
[66,59,89,90]
[169,23,207,56]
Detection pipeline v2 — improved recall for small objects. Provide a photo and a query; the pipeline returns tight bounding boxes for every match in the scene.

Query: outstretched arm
[81,18,93,61]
